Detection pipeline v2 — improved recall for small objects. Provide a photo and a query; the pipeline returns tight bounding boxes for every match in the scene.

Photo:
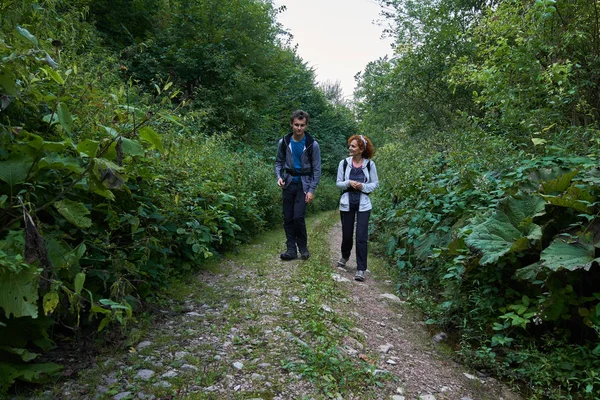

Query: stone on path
[136,341,152,350]
[135,369,155,380]
[233,361,244,370]
[174,351,189,359]
[161,370,178,378]
[186,311,202,317]
[378,343,394,353]
[463,372,482,382]
[332,273,351,282]
[380,293,403,303]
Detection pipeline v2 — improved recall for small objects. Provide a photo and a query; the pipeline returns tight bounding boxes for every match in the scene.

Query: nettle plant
[0,23,174,390]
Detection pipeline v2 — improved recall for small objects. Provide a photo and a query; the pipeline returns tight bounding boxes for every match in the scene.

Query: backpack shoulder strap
[343,159,369,173]
[279,136,287,154]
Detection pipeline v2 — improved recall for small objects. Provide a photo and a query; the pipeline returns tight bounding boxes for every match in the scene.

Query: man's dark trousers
[282,181,307,253]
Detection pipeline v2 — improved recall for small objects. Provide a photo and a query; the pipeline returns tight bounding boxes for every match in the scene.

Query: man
[275,110,321,260]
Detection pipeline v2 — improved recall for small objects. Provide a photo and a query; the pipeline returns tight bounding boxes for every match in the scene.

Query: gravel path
[15,214,522,400]
[326,220,522,400]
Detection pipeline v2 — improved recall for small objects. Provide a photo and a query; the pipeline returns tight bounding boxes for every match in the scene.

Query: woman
[336,135,379,281]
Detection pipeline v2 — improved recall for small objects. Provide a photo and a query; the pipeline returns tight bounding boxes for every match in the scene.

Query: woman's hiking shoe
[280,250,297,260]
[354,270,365,282]
[337,257,348,268]
[300,249,310,260]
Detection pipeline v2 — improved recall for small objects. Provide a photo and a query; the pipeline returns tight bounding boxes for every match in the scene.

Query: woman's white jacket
[336,157,379,212]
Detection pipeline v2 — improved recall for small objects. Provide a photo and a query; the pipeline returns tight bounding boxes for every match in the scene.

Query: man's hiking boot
[354,270,366,282]
[280,250,297,260]
[337,257,348,268]
[300,249,310,260]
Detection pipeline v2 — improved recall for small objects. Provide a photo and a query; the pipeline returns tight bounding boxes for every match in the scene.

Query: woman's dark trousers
[340,208,371,271]
[282,182,308,253]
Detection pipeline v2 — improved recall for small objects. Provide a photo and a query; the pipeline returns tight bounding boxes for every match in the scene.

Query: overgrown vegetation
[0,0,353,393]
[359,0,600,398]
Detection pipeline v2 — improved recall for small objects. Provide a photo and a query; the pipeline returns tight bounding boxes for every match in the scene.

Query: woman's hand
[349,180,363,191]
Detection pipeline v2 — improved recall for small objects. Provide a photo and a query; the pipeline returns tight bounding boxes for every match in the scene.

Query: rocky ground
[12,212,523,400]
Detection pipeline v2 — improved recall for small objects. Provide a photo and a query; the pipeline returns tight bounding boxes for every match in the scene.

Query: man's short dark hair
[290,110,310,124]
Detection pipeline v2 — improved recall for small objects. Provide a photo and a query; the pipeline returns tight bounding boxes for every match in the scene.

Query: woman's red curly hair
[348,135,374,159]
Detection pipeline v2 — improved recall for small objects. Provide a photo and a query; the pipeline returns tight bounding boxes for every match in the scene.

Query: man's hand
[277,177,284,187]
[305,192,314,203]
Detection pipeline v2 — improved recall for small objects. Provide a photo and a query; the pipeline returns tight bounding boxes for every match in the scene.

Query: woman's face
[349,139,361,157]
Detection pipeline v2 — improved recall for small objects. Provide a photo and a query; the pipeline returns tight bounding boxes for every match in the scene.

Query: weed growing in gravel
[280,212,392,397]
[195,364,227,386]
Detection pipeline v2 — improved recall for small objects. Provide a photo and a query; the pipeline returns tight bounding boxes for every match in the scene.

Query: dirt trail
[14,216,523,400]
[326,220,521,400]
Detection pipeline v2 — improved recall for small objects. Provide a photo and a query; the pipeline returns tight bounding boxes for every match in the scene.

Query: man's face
[291,118,307,136]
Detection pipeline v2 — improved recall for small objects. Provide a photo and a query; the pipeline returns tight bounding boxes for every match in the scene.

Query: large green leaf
[56,102,73,134]
[37,154,83,174]
[54,199,92,229]
[0,360,62,392]
[466,193,545,265]
[514,261,544,282]
[86,175,116,200]
[0,73,17,95]
[120,137,145,157]
[0,154,32,187]
[139,126,164,152]
[16,26,38,47]
[45,238,86,272]
[92,158,125,189]
[43,67,64,85]
[0,262,39,319]
[74,272,85,295]
[540,170,578,194]
[101,125,119,138]
[41,140,72,152]
[76,139,100,157]
[2,346,39,362]
[541,185,594,212]
[503,194,547,230]
[540,233,600,272]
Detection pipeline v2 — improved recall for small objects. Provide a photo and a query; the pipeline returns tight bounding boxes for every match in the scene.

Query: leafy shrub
[372,129,600,397]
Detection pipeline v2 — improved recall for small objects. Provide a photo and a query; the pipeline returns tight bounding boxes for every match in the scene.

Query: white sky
[272,0,395,100]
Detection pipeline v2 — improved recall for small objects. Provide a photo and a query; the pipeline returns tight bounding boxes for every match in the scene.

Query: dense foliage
[0,0,353,393]
[359,0,600,398]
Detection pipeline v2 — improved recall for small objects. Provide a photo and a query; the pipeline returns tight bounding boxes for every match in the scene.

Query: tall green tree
[452,0,600,151]
[355,0,491,144]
